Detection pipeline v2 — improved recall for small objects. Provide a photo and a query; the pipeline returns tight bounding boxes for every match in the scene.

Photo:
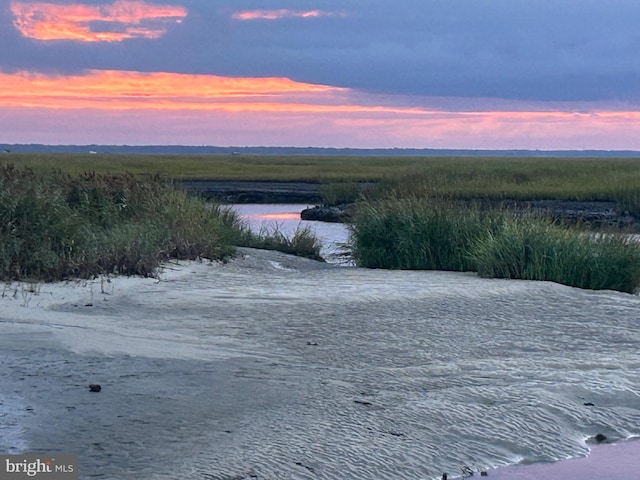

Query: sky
[2,0,640,149]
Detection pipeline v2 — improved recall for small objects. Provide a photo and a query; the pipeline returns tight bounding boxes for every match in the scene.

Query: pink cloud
[10,0,187,42]
[232,9,344,21]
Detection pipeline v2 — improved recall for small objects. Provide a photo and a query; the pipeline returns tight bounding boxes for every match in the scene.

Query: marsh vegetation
[350,198,640,293]
[0,165,321,281]
[4,154,640,291]
[10,152,640,211]
[237,224,325,262]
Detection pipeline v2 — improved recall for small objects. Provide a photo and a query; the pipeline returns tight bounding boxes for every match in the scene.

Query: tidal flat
[1,248,639,479]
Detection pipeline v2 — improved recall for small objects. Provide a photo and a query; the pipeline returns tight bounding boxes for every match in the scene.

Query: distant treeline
[2,144,640,158]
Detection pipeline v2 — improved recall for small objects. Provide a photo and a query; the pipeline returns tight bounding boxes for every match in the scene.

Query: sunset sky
[2,0,640,149]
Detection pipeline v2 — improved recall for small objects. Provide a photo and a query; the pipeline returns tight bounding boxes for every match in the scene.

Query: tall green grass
[350,198,640,293]
[0,165,323,281]
[472,223,640,292]
[0,165,242,280]
[350,198,486,271]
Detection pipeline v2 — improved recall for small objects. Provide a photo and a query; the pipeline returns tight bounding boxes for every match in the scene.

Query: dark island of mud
[177,180,640,231]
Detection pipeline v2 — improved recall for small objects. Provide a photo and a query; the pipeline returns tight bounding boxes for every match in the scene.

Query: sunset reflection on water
[243,212,302,221]
[232,204,350,264]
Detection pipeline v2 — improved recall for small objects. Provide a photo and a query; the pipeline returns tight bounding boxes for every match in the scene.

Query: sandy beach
[1,248,639,479]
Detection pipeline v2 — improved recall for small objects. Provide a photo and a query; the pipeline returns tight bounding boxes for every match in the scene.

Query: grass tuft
[350,198,486,271]
[237,224,324,261]
[472,222,640,293]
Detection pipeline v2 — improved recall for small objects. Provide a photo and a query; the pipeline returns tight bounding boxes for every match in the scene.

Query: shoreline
[487,437,640,480]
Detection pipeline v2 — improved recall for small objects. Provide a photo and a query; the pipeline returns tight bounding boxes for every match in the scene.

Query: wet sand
[1,248,639,479]
[488,438,640,479]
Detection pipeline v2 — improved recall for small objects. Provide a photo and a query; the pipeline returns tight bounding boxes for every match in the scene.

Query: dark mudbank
[300,199,640,230]
[177,180,322,204]
[178,180,640,230]
[300,204,356,223]
[484,199,640,231]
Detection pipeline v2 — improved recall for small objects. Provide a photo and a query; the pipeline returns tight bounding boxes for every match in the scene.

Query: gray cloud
[2,0,640,102]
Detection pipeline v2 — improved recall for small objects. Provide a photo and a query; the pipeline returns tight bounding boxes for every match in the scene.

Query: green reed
[0,164,323,281]
[350,197,640,293]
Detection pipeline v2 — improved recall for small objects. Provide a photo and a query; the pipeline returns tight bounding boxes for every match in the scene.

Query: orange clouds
[232,9,343,21]
[0,69,446,116]
[0,69,353,111]
[10,0,187,42]
[2,68,640,149]
[4,69,640,124]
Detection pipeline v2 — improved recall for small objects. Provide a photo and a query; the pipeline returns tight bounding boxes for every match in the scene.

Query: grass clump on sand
[238,224,324,262]
[350,197,640,293]
[350,198,485,271]
[472,221,640,293]
[0,164,323,281]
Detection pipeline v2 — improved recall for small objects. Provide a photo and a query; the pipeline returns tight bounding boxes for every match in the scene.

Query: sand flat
[1,248,639,479]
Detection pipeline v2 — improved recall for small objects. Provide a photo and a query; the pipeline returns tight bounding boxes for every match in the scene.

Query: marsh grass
[237,224,324,261]
[11,153,640,212]
[350,197,640,293]
[0,165,241,280]
[8,153,404,182]
[0,164,324,281]
[318,182,368,206]
[361,157,640,214]
[472,223,640,293]
[350,198,485,271]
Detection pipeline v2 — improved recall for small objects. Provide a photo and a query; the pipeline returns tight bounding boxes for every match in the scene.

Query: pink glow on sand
[10,0,187,42]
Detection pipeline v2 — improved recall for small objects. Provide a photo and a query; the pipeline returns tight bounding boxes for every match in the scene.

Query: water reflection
[231,204,351,263]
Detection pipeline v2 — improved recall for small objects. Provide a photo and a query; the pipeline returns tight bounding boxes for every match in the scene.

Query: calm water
[231,204,351,263]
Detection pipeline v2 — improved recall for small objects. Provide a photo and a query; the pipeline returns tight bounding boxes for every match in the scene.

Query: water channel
[231,203,352,264]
